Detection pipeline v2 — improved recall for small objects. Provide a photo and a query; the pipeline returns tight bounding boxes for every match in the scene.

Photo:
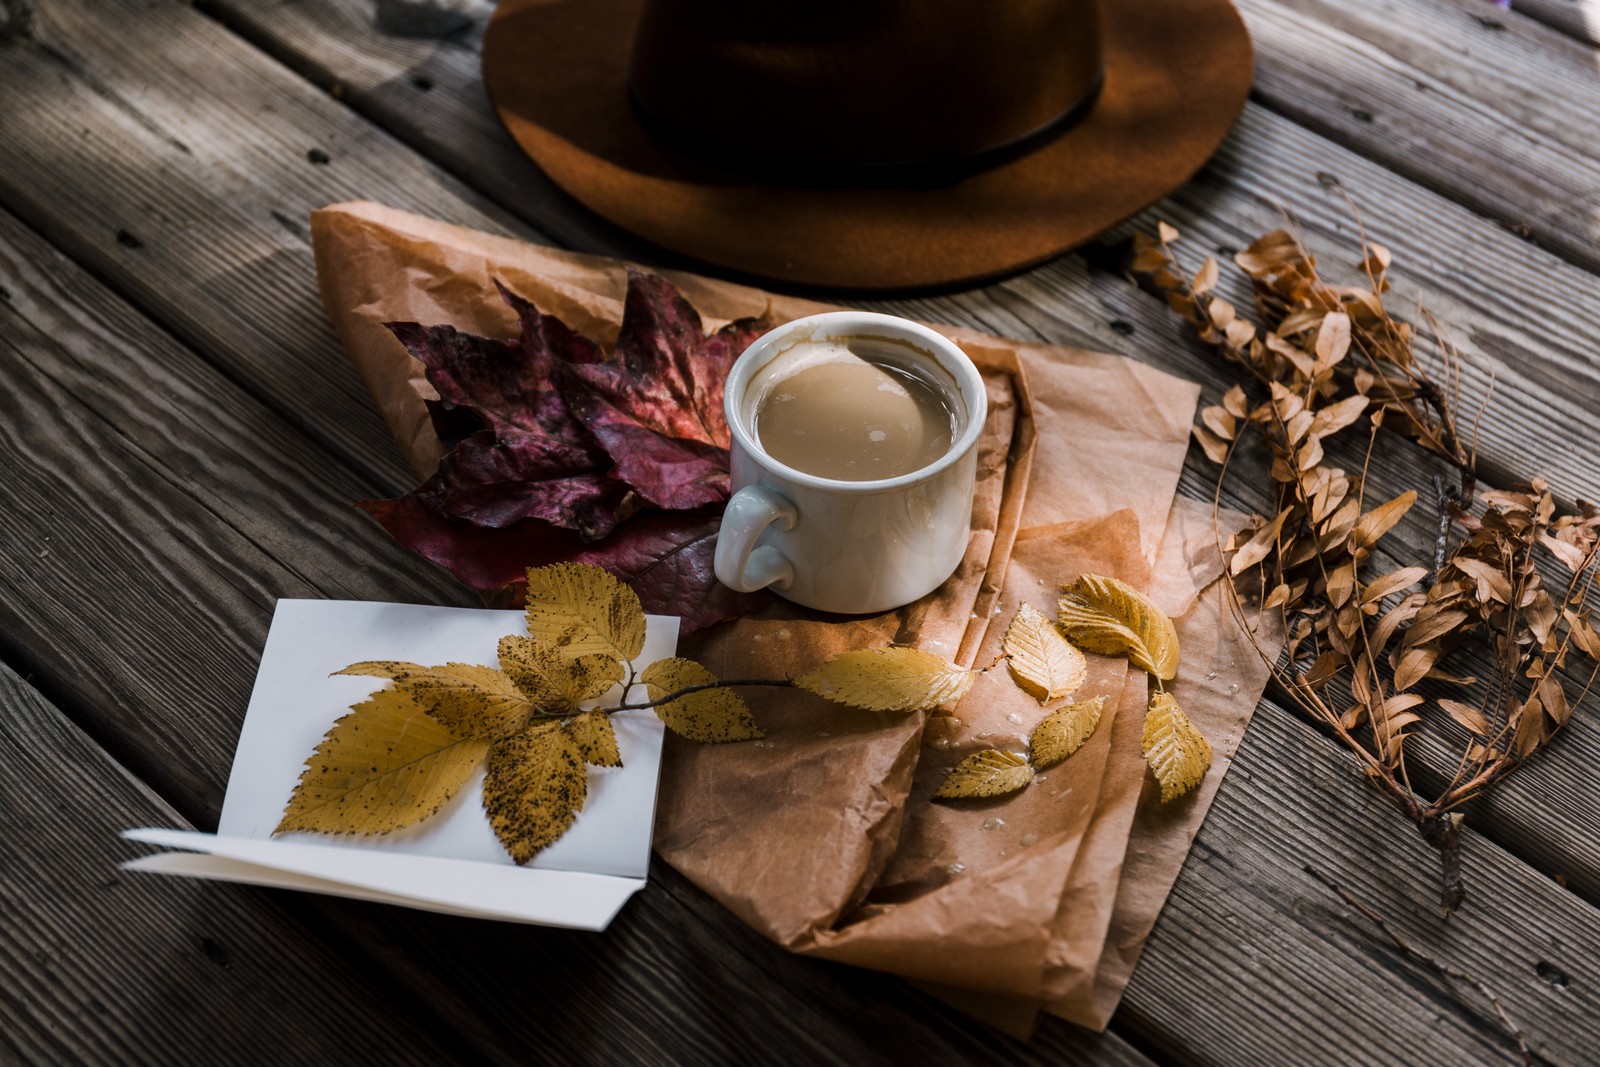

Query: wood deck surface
[1,1,1596,1062]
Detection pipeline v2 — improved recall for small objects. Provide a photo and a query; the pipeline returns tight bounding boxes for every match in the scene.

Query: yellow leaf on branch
[1058,574,1180,681]
[497,635,624,709]
[934,749,1034,799]
[1141,691,1211,802]
[1030,696,1106,770]
[523,562,645,660]
[482,722,587,864]
[641,658,761,742]
[796,648,977,712]
[277,688,488,836]
[1003,603,1087,704]
[564,710,622,767]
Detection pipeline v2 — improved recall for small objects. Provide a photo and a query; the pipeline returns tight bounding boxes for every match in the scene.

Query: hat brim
[483,0,1252,292]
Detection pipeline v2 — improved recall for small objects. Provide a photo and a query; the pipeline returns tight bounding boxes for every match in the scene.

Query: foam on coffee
[748,336,959,482]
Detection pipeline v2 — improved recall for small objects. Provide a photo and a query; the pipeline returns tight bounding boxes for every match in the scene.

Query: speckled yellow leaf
[482,722,587,864]
[1059,574,1180,681]
[934,749,1034,800]
[564,710,622,767]
[1030,696,1106,770]
[523,562,645,660]
[1142,691,1211,802]
[795,648,976,712]
[335,661,533,740]
[497,635,624,710]
[277,688,487,836]
[641,658,762,742]
[1003,603,1088,704]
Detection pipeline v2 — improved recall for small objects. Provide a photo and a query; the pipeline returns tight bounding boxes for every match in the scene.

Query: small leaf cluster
[279,562,761,865]
[932,576,1208,804]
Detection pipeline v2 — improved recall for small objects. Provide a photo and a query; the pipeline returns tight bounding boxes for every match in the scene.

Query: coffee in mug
[747,339,959,482]
[715,312,987,615]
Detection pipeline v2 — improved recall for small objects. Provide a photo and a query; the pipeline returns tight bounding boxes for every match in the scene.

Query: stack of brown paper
[311,201,1278,1036]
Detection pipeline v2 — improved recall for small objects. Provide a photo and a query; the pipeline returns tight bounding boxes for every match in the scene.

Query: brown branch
[1303,864,1532,1066]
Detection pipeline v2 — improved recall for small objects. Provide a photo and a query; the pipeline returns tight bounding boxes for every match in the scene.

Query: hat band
[627,70,1105,189]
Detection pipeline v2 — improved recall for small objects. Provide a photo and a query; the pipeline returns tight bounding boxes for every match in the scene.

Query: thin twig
[1304,864,1532,1065]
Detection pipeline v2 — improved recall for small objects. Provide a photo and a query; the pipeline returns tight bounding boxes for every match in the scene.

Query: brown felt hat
[482,0,1252,292]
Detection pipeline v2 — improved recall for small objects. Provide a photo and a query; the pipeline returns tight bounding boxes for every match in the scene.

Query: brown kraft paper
[310,200,1274,1034]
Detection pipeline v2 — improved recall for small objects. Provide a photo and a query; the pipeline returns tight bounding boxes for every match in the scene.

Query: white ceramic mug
[714,311,987,614]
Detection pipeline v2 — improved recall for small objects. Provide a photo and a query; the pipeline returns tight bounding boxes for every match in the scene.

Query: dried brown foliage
[1134,219,1600,913]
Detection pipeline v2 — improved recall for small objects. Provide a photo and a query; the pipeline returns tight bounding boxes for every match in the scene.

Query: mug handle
[714,484,798,593]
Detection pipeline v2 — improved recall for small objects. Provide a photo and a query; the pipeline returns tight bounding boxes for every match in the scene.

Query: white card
[124,599,679,931]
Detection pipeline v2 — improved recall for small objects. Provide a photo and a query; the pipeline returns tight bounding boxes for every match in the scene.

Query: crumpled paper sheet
[310,201,1277,1036]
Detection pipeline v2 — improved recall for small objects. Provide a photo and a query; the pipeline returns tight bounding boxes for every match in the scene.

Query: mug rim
[724,310,988,494]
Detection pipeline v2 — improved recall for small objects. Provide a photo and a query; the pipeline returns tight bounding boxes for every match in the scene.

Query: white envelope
[124,599,679,931]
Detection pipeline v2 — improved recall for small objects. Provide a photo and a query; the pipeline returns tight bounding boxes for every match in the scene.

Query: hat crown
[628,0,1105,173]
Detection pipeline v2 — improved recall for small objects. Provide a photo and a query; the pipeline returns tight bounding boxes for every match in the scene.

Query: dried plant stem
[608,678,797,714]
[1303,864,1532,1066]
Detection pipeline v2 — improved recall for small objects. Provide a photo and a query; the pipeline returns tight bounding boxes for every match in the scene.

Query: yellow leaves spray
[281,564,1205,863]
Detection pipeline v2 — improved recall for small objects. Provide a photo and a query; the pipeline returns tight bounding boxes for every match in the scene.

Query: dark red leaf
[367,271,777,630]
[418,429,638,539]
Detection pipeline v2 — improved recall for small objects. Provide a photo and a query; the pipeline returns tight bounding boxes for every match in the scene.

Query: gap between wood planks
[0,4,1593,1062]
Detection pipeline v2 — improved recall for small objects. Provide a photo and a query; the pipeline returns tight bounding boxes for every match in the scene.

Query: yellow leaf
[1142,691,1211,802]
[404,663,534,740]
[641,658,762,742]
[564,710,622,767]
[498,635,624,709]
[1003,603,1087,704]
[1030,696,1106,770]
[795,647,977,712]
[1058,574,1180,681]
[934,749,1034,799]
[482,722,587,864]
[277,688,488,836]
[523,562,645,660]
[1157,220,1181,244]
[1192,424,1231,464]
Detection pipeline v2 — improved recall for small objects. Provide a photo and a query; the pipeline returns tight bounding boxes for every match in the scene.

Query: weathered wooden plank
[0,192,1586,1067]
[1125,695,1600,1067]
[0,659,464,1066]
[0,211,472,823]
[0,207,1154,1066]
[0,0,548,491]
[1239,0,1600,276]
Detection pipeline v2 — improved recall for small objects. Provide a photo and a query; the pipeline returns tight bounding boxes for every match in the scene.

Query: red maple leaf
[368,271,776,633]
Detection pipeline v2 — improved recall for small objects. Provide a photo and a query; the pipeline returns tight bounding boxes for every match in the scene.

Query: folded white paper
[124,599,679,931]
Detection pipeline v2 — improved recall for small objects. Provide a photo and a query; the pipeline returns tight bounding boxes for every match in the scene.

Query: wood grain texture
[2,0,1598,1061]
[0,207,472,823]
[0,0,547,492]
[0,182,1585,1067]
[0,660,464,1066]
[1240,0,1600,276]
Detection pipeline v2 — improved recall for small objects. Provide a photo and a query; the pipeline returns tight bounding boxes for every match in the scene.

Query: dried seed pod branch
[1135,221,1600,914]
